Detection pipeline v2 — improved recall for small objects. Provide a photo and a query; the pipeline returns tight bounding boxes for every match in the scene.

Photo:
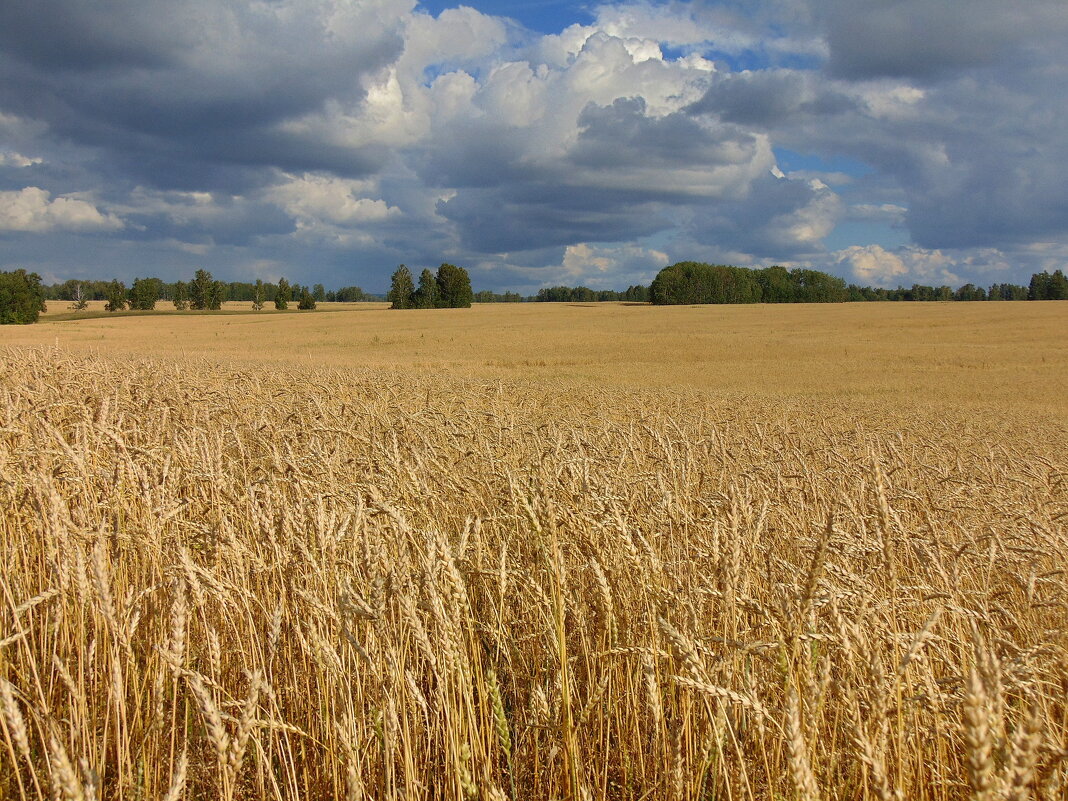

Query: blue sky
[1,0,1066,293]
[417,1,594,34]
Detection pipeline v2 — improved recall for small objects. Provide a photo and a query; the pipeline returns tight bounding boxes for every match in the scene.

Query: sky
[1,0,1067,294]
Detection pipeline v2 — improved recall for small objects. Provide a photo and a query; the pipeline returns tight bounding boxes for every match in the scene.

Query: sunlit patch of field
[1,303,1066,800]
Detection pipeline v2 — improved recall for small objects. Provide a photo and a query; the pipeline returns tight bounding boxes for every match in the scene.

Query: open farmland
[14,301,1068,411]
[1,303,1067,800]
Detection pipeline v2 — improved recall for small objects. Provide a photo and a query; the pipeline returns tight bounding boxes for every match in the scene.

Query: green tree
[189,269,215,310]
[388,265,415,309]
[535,287,568,302]
[275,277,291,310]
[436,263,473,308]
[1029,271,1051,300]
[989,283,1028,301]
[0,269,47,324]
[298,288,317,309]
[571,286,597,302]
[650,262,763,305]
[207,280,226,310]
[252,279,265,311]
[907,284,935,302]
[954,283,986,301]
[54,279,77,301]
[789,268,847,303]
[312,283,326,302]
[334,285,366,302]
[225,281,259,301]
[847,284,877,301]
[104,279,127,312]
[129,277,163,310]
[756,265,794,302]
[1049,269,1068,300]
[172,281,189,310]
[414,268,441,308]
[1026,270,1068,300]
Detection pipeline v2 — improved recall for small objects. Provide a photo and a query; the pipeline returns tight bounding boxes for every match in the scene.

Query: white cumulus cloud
[0,187,123,232]
[0,151,42,167]
[266,173,401,226]
[834,244,959,286]
[559,242,670,285]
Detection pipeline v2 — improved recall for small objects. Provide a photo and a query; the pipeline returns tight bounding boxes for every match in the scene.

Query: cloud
[834,244,958,287]
[437,185,673,253]
[470,241,669,291]
[687,69,856,125]
[846,203,906,223]
[688,171,842,259]
[833,241,1068,289]
[415,28,781,255]
[557,241,669,286]
[812,0,1068,81]
[589,0,826,64]
[104,186,294,246]
[0,151,42,168]
[685,4,1068,258]
[571,97,767,191]
[0,0,1066,290]
[403,5,512,73]
[266,173,402,227]
[0,187,122,232]
[0,0,411,190]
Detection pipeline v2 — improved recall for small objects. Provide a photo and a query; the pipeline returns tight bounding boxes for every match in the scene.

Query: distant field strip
[1,344,1066,800]
[8,302,1068,413]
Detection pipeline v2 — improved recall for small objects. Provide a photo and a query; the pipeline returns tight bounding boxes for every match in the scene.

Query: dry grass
[1,304,1067,800]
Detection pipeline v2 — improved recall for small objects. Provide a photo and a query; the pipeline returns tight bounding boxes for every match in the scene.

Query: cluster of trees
[387,264,473,309]
[649,263,1068,305]
[649,264,728,305]
[1028,270,1068,300]
[91,270,236,312]
[650,263,848,304]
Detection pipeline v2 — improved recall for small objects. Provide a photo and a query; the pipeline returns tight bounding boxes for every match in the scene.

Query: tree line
[647,262,1068,305]
[53,270,322,313]
[2,262,1065,325]
[43,273,376,309]
[533,285,651,303]
[484,268,1067,305]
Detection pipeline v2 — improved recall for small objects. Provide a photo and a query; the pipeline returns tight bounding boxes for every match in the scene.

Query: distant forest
[645,262,1068,305]
[24,263,1068,309]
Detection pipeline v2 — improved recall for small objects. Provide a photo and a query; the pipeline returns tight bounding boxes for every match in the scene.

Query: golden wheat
[0,323,1066,799]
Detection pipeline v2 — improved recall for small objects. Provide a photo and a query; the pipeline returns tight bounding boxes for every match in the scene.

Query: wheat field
[1,303,1067,800]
